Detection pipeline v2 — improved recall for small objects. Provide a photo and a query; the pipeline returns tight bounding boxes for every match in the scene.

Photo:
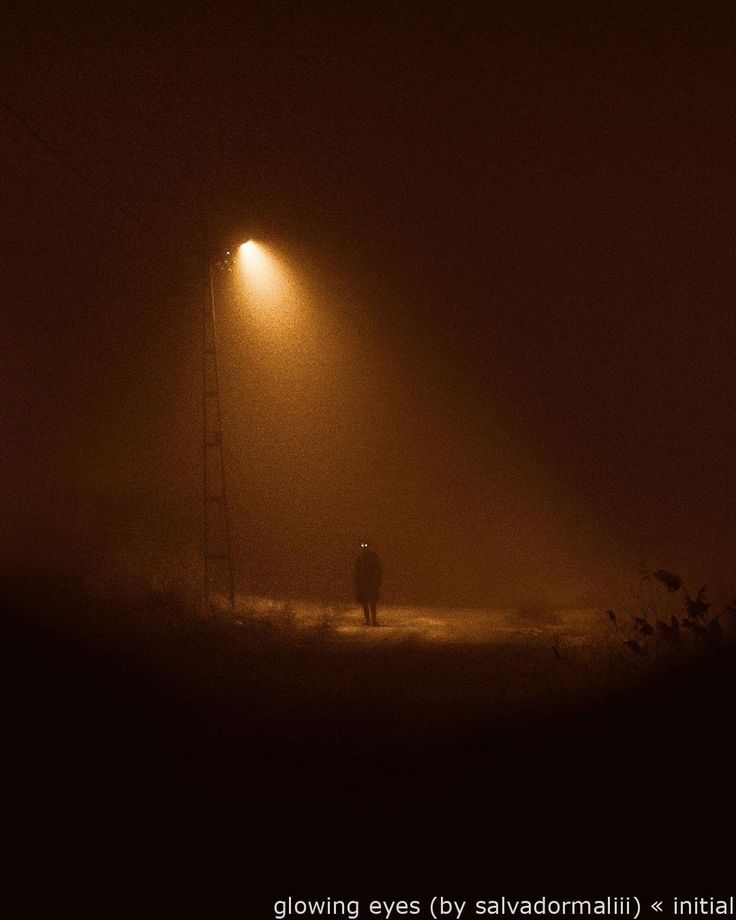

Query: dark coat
[354,549,382,604]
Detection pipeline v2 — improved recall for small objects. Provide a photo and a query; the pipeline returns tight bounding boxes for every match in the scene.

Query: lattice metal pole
[202,230,236,614]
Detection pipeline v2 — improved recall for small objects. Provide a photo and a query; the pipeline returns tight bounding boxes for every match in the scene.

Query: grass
[4,565,735,772]
[3,566,736,891]
[4,566,724,746]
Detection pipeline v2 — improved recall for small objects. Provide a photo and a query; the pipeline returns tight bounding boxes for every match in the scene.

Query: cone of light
[237,240,285,303]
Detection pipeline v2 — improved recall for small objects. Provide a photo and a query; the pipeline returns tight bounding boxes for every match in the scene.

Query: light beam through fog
[237,240,291,306]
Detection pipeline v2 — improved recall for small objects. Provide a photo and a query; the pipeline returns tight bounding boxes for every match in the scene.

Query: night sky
[3,1,735,606]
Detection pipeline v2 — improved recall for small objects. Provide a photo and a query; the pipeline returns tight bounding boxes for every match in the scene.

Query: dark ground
[2,578,734,911]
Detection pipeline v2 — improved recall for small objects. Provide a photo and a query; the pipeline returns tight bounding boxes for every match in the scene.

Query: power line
[0,91,147,230]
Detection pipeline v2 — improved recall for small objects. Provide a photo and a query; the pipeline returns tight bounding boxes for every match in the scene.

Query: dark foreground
[2,579,734,908]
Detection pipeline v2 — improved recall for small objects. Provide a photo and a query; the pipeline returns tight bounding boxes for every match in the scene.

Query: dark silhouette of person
[354,541,382,626]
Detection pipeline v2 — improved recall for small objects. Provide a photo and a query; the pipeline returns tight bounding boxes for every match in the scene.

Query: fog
[2,2,735,608]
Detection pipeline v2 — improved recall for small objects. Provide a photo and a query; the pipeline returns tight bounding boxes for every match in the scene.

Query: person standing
[354,541,382,626]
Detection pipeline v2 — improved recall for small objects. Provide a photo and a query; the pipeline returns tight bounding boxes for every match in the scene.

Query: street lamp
[200,233,288,614]
[201,232,241,615]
